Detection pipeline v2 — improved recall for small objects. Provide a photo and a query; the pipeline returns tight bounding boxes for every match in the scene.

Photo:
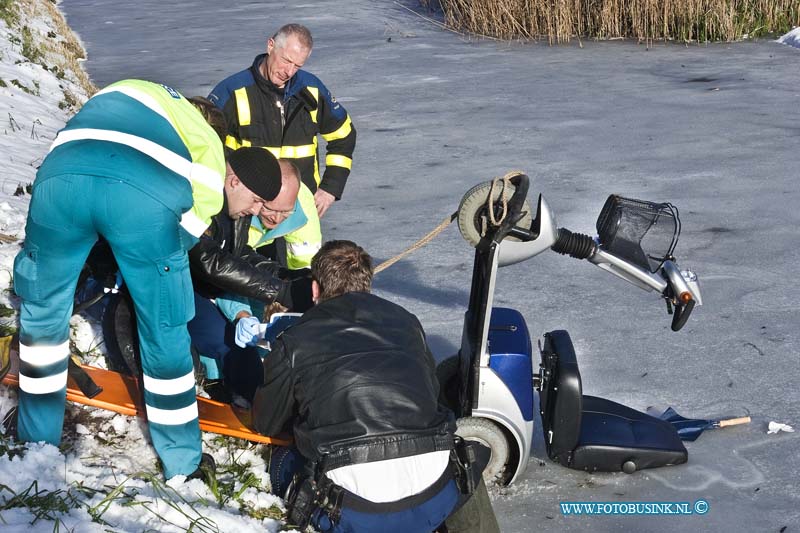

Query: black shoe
[186,452,216,483]
[201,379,232,404]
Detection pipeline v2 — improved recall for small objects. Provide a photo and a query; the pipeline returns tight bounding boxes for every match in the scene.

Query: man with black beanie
[186,147,312,393]
[188,147,308,304]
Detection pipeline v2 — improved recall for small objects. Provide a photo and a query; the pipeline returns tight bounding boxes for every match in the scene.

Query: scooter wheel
[456,416,511,485]
[457,180,533,248]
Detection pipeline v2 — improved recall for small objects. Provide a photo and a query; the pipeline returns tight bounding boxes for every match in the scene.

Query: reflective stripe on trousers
[14,172,201,478]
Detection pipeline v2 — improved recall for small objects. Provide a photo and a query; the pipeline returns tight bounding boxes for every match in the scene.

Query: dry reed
[420,0,800,43]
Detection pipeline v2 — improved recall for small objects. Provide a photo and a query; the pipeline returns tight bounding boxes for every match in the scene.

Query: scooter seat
[539,330,687,473]
[571,395,688,472]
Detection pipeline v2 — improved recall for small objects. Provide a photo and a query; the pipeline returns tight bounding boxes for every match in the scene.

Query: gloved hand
[276,270,314,312]
[277,267,312,282]
[235,316,261,348]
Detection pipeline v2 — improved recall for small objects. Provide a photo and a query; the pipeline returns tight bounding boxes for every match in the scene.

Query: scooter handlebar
[492,174,530,244]
[555,239,701,331]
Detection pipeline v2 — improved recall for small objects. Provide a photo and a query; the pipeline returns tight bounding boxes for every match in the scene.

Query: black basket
[595,195,680,273]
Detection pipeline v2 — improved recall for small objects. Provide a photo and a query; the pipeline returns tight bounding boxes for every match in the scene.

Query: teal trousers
[14,173,201,478]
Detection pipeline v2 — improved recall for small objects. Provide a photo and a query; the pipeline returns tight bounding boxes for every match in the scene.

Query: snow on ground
[777,26,800,48]
[1,0,799,531]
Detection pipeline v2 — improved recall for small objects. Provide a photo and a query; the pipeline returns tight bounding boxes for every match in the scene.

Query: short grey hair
[278,159,301,186]
[272,24,313,50]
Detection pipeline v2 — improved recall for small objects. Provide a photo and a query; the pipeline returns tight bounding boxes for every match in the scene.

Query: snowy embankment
[777,26,800,47]
[0,2,287,532]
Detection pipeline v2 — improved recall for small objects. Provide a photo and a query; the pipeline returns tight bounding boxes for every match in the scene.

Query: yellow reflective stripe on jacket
[280,144,316,158]
[225,136,239,150]
[322,115,352,141]
[307,87,319,124]
[226,136,252,150]
[325,154,352,170]
[258,144,316,159]
[262,146,281,158]
[235,88,251,126]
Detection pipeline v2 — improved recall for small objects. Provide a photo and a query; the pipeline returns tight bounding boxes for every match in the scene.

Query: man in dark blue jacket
[208,24,356,218]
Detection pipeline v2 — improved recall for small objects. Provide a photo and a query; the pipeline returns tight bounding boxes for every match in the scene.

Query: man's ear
[225,163,236,187]
[311,279,321,304]
[267,37,275,54]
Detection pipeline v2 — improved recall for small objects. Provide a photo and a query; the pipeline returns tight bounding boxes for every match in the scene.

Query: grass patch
[0,480,83,525]
[0,0,19,27]
[58,89,79,111]
[0,305,16,348]
[10,78,38,95]
[36,0,94,97]
[20,25,42,62]
[240,502,284,521]
[423,0,800,43]
[9,0,95,102]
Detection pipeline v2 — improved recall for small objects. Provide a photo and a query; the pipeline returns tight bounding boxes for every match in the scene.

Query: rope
[374,170,525,274]
[374,211,457,274]
[482,170,524,237]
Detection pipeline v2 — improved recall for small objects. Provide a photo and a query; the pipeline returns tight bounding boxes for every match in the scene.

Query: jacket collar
[251,53,304,100]
[250,197,307,247]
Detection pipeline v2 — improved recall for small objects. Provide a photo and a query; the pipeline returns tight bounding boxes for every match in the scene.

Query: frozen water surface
[60,1,800,530]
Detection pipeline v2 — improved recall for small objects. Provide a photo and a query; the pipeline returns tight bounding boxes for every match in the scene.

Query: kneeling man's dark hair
[311,240,373,301]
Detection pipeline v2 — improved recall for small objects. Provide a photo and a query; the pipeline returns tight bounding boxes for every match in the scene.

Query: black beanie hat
[228,147,282,201]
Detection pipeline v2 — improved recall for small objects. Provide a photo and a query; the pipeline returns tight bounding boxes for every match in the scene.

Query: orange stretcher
[1,339,290,446]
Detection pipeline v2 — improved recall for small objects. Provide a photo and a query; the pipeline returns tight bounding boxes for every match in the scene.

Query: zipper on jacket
[276,98,285,132]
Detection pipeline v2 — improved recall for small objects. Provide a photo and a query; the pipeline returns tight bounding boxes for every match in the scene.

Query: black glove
[276,270,313,312]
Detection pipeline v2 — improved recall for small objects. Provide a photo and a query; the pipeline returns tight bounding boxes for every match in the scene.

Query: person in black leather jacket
[188,148,300,305]
[187,148,313,393]
[252,240,499,533]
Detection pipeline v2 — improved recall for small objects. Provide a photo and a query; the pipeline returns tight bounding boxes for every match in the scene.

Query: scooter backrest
[539,330,583,461]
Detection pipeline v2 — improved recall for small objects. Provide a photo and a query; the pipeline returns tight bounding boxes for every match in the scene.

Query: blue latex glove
[234,316,261,348]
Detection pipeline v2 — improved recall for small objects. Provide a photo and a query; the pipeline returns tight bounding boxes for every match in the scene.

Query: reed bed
[420,0,800,43]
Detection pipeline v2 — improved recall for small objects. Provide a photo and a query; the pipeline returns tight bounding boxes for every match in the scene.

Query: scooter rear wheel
[456,416,510,485]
